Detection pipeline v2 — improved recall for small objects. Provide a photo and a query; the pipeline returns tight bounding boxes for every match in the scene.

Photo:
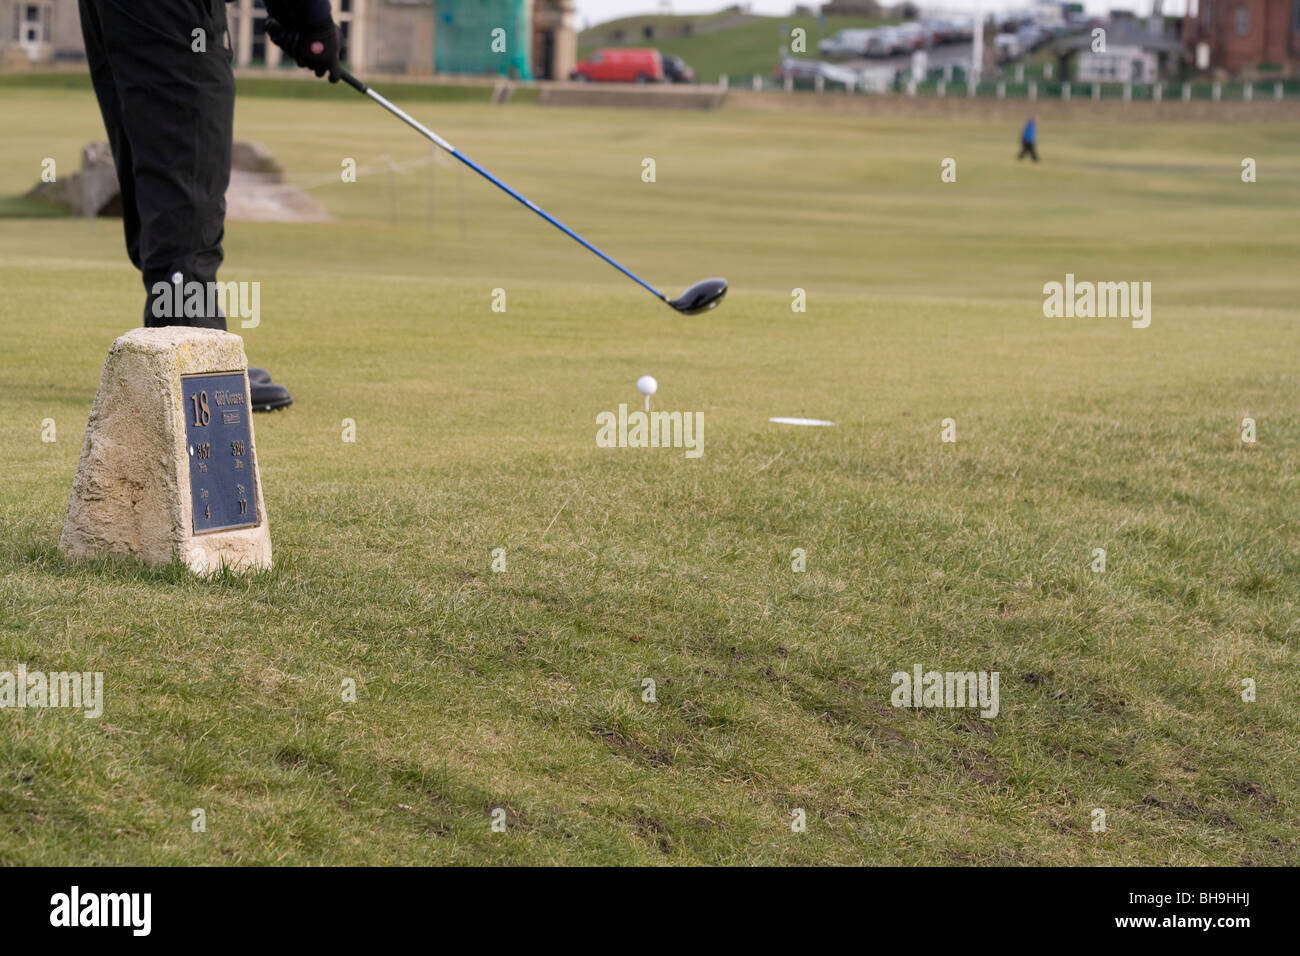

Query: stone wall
[724,87,1300,122]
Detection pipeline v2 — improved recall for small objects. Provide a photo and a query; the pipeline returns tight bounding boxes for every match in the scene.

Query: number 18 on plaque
[182,371,257,534]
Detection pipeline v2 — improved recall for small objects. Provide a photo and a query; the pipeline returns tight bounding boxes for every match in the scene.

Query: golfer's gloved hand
[265,14,341,83]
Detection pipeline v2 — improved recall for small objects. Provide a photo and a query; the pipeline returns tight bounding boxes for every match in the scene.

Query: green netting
[435,0,531,79]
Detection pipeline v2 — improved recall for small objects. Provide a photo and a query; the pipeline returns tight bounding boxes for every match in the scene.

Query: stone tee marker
[59,328,271,574]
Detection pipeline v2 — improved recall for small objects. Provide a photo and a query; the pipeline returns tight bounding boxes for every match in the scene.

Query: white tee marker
[770,417,835,426]
[636,374,658,412]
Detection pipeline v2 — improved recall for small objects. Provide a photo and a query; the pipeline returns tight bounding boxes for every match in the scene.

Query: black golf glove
[265,10,341,83]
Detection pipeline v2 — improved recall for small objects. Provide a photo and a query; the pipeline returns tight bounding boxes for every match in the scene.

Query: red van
[570,49,665,84]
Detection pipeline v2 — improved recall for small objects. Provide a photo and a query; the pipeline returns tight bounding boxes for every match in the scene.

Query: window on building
[244,0,269,65]
[333,0,355,68]
[13,4,50,44]
[1236,5,1250,35]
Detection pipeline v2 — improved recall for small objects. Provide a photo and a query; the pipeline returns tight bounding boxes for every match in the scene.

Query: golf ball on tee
[636,375,658,398]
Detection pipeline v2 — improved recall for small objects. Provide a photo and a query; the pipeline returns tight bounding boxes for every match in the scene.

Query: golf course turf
[1,86,1297,864]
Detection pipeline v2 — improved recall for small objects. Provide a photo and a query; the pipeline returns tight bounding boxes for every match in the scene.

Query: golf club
[338,69,727,315]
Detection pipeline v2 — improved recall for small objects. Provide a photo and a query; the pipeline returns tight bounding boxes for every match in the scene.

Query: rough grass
[578,13,897,83]
[0,88,1297,864]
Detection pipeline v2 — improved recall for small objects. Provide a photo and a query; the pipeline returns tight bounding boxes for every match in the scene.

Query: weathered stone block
[59,328,272,574]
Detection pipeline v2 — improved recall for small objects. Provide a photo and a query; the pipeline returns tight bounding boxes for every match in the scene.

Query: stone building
[1182,0,1300,75]
[1,0,576,79]
[1,1,83,67]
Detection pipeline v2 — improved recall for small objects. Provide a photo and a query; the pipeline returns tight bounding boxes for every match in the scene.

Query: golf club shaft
[340,70,667,303]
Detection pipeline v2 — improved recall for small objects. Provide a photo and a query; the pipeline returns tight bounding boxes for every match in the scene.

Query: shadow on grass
[0,193,73,219]
[15,540,287,591]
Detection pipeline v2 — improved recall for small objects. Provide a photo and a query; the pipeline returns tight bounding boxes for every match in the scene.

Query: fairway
[2,85,1298,865]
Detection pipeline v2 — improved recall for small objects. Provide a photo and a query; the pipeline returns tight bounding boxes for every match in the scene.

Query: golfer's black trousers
[78,0,234,329]
[1018,140,1039,162]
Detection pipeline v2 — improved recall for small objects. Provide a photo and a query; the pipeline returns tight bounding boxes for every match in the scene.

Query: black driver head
[667,277,728,315]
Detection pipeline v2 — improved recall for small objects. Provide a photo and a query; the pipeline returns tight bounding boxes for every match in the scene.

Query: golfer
[1017,115,1039,163]
[77,0,342,411]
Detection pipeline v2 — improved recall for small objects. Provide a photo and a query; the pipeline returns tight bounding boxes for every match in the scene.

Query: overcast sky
[573,1,1177,29]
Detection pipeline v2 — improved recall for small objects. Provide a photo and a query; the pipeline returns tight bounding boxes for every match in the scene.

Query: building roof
[1054,20,1183,55]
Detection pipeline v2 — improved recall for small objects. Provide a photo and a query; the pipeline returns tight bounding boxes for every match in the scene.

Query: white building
[1075,45,1159,84]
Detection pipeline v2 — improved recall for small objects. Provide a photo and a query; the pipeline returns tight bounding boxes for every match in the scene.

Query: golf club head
[667,277,728,315]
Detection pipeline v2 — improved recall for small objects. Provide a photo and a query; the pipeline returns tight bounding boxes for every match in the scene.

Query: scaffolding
[435,0,531,79]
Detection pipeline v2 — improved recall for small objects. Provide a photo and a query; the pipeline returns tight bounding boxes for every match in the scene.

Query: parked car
[866,28,902,57]
[774,57,859,88]
[926,18,972,43]
[661,54,695,83]
[1014,24,1036,51]
[922,19,955,43]
[819,28,873,59]
[570,48,664,83]
[894,22,929,51]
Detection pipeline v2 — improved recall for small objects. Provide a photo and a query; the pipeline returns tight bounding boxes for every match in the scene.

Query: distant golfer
[77,0,342,410]
[1018,115,1039,163]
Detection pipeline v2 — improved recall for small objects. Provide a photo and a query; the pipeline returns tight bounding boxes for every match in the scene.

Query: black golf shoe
[248,367,273,385]
[251,380,293,412]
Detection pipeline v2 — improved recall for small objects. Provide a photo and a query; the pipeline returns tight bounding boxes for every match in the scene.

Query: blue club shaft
[449,149,665,302]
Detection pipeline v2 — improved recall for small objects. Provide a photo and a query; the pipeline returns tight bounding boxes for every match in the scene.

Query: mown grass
[0,70,526,103]
[0,88,1297,864]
